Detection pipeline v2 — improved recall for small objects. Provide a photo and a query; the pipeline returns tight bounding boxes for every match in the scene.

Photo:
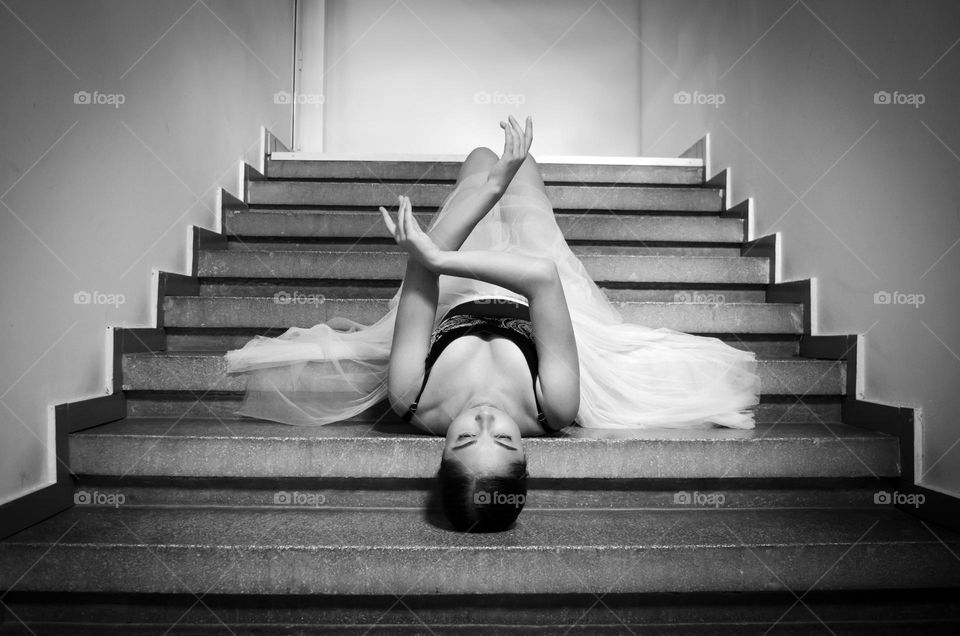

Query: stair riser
[7,589,960,632]
[264,159,705,184]
[3,543,956,594]
[69,434,896,479]
[225,210,742,243]
[225,241,741,257]
[164,333,799,357]
[120,356,844,395]
[65,483,886,509]
[162,298,803,334]
[197,252,769,284]
[246,181,724,212]
[124,395,829,422]
[195,284,768,304]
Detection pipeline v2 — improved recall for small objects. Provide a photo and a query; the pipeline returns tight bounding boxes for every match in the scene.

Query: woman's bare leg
[426,147,497,250]
[506,153,547,194]
[457,146,499,184]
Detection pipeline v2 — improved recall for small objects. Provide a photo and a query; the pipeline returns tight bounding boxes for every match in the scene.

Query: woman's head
[438,404,528,532]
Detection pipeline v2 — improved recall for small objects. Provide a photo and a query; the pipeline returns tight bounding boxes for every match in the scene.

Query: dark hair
[437,457,528,532]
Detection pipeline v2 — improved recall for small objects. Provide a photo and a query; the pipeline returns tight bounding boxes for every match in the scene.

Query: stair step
[125,393,833,423]
[197,251,769,284]
[121,352,843,395]
[69,478,888,509]
[246,181,724,212]
[225,240,741,257]
[226,209,743,242]
[163,332,799,358]
[195,283,768,303]
[2,506,957,594]
[162,297,803,334]
[4,589,959,633]
[264,158,705,184]
[70,419,895,479]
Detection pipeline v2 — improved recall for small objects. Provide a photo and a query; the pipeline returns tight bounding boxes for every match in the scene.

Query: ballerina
[226,115,760,532]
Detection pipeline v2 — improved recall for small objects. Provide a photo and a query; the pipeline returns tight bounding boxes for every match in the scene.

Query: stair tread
[120,352,843,396]
[6,505,951,548]
[226,209,743,243]
[170,297,793,305]
[264,157,705,185]
[2,505,957,594]
[164,296,804,334]
[197,251,769,284]
[74,418,888,441]
[69,417,895,479]
[246,181,724,212]
[207,248,753,259]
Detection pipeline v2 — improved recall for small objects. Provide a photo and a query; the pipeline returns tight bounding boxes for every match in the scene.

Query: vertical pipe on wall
[291,0,302,149]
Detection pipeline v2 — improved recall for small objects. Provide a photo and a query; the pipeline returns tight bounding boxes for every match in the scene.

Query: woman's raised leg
[426,147,498,251]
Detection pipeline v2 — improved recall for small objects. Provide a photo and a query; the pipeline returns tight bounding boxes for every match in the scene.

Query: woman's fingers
[401,195,413,237]
[508,115,523,155]
[524,115,533,152]
[501,120,514,157]
[396,196,406,242]
[379,205,398,240]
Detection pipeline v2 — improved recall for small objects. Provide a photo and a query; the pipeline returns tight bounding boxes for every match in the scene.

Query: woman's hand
[485,115,533,192]
[380,195,445,271]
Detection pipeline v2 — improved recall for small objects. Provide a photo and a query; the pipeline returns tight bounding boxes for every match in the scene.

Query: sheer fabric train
[224,171,761,429]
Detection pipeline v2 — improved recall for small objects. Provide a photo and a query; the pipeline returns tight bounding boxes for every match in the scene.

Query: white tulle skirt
[225,171,761,429]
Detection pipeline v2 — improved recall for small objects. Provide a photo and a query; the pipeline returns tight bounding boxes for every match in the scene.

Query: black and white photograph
[1,0,959,633]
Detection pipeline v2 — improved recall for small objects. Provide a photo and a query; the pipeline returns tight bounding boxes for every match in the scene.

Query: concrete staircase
[2,147,959,634]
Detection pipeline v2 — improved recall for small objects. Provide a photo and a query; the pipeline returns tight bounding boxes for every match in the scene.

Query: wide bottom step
[3,589,960,634]
[2,506,958,595]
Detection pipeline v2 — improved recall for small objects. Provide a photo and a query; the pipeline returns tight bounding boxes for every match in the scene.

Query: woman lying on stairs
[225,116,760,532]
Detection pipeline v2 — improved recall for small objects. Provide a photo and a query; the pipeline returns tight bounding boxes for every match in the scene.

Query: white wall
[309,0,960,497]
[631,0,960,495]
[305,0,644,155]
[0,0,294,505]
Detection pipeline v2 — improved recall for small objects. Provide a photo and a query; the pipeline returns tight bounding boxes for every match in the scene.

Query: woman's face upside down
[442,403,525,474]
